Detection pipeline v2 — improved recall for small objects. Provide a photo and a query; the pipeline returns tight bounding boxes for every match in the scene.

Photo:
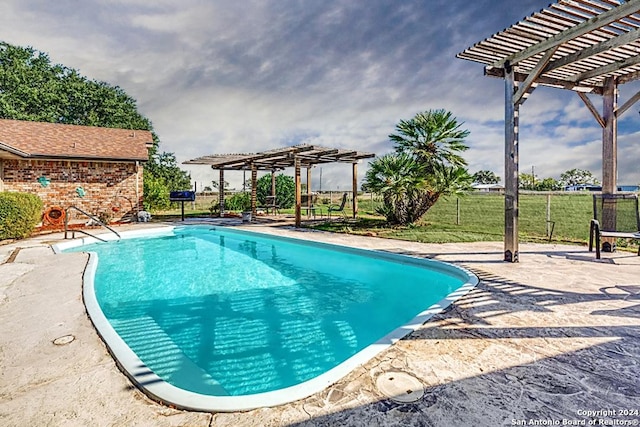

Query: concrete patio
[1,221,639,426]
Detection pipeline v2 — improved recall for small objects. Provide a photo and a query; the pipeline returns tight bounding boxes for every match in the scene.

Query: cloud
[2,0,638,189]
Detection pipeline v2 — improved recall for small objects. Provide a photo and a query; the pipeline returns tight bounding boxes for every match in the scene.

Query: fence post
[546,194,551,236]
[456,197,461,225]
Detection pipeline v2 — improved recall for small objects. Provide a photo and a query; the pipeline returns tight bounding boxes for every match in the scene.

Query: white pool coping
[54,225,479,412]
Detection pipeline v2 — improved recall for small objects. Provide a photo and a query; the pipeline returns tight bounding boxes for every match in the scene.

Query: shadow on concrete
[281,267,640,426]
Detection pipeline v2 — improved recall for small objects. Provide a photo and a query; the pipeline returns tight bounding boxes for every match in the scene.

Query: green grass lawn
[152,192,638,251]
[315,193,620,247]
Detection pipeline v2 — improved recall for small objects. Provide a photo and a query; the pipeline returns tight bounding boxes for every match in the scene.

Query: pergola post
[250,163,257,217]
[306,167,312,217]
[601,76,618,250]
[504,62,519,263]
[352,162,358,219]
[602,76,618,195]
[294,156,301,227]
[271,170,276,197]
[218,169,225,217]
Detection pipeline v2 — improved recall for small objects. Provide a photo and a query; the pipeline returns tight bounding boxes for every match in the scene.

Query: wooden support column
[271,170,276,197]
[294,156,301,227]
[504,63,519,262]
[251,163,257,217]
[601,76,618,251]
[306,167,312,217]
[602,76,618,195]
[352,162,358,219]
[218,169,225,217]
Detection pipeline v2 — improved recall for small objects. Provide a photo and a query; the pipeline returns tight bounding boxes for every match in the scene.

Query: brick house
[0,119,153,224]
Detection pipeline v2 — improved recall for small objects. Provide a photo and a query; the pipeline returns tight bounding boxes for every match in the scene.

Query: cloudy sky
[2,0,639,190]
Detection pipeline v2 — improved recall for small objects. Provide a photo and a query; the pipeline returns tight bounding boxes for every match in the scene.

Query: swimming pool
[55,225,478,411]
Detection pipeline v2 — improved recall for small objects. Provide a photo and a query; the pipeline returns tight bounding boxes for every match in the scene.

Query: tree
[390,109,469,168]
[143,151,191,209]
[472,170,500,184]
[535,177,561,191]
[364,109,472,225]
[560,168,600,187]
[0,42,190,210]
[255,174,295,209]
[0,42,151,129]
[211,180,230,190]
[519,173,536,190]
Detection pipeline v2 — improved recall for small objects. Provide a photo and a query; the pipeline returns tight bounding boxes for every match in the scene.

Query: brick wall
[1,159,144,223]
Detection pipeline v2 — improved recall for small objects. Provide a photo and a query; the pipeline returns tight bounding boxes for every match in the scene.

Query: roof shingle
[0,119,152,161]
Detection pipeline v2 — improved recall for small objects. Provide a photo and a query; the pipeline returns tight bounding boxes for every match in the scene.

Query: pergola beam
[514,47,558,104]
[577,92,606,128]
[615,88,640,117]
[572,54,640,82]
[490,1,640,68]
[543,27,640,74]
[485,67,603,94]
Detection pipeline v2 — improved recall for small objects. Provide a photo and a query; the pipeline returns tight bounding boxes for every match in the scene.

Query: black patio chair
[589,193,640,259]
[328,193,348,219]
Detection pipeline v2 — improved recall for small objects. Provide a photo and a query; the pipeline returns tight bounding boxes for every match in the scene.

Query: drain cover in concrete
[376,371,424,403]
[53,335,75,346]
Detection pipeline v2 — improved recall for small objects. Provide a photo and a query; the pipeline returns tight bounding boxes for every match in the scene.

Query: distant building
[472,183,504,193]
[564,184,602,191]
[564,184,639,192]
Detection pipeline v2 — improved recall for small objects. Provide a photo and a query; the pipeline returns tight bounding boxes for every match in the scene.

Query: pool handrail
[64,205,121,242]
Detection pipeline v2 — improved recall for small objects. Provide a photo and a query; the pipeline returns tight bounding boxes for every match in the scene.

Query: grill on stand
[169,191,196,221]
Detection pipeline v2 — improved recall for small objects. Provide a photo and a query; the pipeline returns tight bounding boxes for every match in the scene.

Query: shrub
[256,174,295,208]
[225,192,251,211]
[0,192,44,240]
[143,173,171,210]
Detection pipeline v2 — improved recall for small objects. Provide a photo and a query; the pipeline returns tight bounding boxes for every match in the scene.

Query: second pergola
[184,144,375,227]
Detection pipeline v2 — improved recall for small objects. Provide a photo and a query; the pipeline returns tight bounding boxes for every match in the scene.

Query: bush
[225,192,251,211]
[256,174,295,208]
[0,192,44,240]
[143,173,171,210]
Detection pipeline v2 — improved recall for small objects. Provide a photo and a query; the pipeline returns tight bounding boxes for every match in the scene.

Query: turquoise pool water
[63,226,476,405]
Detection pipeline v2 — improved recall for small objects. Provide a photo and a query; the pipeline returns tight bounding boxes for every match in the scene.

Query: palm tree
[365,153,432,224]
[364,110,472,225]
[390,109,470,169]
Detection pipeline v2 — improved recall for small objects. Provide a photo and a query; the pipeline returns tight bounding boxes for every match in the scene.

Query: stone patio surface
[1,220,639,426]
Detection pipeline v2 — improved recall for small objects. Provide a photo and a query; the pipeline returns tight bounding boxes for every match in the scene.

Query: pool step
[112,315,229,396]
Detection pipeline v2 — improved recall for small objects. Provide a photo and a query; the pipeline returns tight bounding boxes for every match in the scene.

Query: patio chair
[588,193,640,259]
[328,193,348,219]
[301,193,321,219]
[263,195,279,215]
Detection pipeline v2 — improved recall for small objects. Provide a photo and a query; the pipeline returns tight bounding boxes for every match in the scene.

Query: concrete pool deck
[1,221,639,426]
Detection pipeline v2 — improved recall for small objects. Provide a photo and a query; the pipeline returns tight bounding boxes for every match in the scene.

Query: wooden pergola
[184,144,375,227]
[458,0,640,262]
